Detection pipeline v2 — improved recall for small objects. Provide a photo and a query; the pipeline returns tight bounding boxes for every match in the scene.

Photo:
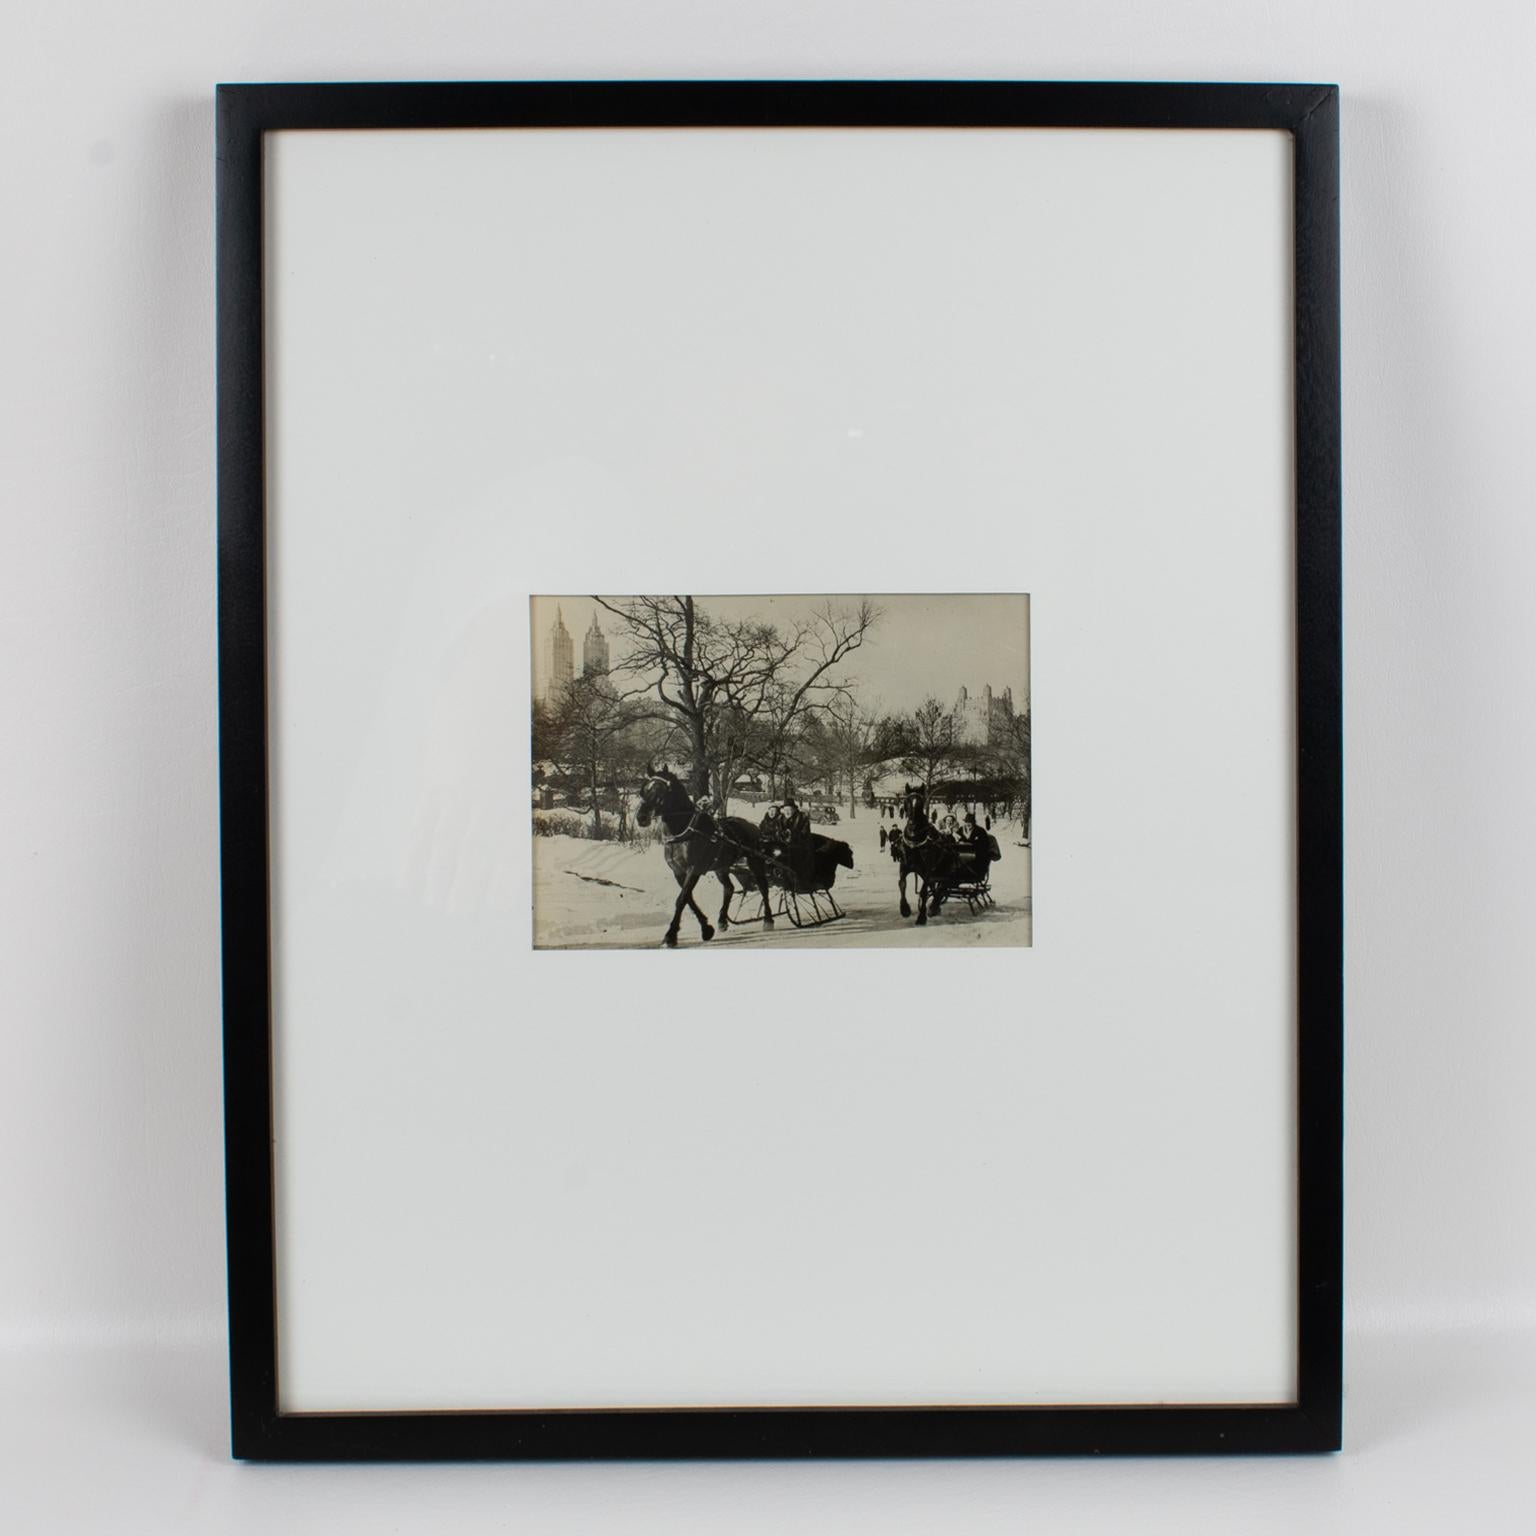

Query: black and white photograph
[531,594,1031,949]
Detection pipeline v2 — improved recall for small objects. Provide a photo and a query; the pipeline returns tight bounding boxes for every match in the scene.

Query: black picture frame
[217,79,1341,1461]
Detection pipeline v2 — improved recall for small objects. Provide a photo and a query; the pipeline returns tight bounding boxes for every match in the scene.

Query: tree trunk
[688,712,709,796]
[589,761,602,833]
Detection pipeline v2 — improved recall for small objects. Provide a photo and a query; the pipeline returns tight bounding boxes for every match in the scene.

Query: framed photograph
[218,81,1341,1459]
[530,593,1032,951]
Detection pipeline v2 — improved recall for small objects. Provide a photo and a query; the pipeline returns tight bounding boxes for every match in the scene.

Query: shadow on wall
[1338,91,1536,1334]
[41,93,227,1357]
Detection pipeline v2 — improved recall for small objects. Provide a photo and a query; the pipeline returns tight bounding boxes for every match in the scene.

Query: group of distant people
[878,800,1007,827]
[883,801,991,839]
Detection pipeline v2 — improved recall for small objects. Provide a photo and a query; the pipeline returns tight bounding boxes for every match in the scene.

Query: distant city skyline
[530,595,1028,719]
[539,604,575,701]
[582,610,610,677]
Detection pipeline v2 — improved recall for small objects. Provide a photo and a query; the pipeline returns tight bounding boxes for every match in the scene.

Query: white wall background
[1,0,1533,1528]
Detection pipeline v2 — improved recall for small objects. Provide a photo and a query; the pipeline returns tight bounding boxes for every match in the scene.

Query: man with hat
[955,810,992,876]
[780,798,811,870]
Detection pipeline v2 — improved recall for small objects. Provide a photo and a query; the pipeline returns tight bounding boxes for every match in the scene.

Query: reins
[643,777,797,875]
[661,808,709,845]
[664,807,759,862]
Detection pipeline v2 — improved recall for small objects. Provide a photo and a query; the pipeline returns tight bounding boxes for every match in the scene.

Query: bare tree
[530,698,563,776]
[592,596,880,815]
[990,704,1031,834]
[545,674,641,835]
[747,676,821,803]
[818,694,890,820]
[900,696,964,798]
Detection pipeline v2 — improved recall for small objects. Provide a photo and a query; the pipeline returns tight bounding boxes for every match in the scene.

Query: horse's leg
[664,878,686,947]
[716,868,734,930]
[686,880,715,941]
[753,856,775,929]
[899,864,912,919]
[914,869,929,925]
[665,865,699,947]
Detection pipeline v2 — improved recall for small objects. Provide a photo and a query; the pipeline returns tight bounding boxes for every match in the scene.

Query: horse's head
[900,786,930,829]
[635,763,684,828]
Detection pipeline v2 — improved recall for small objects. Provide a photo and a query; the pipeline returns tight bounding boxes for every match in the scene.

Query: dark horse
[888,785,958,925]
[634,765,774,947]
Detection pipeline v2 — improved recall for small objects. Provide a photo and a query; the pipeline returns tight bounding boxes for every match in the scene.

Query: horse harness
[644,777,732,851]
[662,807,713,847]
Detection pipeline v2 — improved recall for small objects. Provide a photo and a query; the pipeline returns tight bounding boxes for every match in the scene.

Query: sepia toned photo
[532,594,1031,949]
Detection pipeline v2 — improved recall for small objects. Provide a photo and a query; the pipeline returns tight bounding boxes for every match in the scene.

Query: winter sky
[530,594,1029,718]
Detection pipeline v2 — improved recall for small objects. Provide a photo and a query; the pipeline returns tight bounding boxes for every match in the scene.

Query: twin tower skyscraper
[541,606,609,701]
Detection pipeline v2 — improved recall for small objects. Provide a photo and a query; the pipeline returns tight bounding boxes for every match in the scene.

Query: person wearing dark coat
[956,811,992,876]
[781,798,811,847]
[759,803,785,849]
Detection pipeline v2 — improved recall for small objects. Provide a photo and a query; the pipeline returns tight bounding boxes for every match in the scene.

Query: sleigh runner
[925,842,999,916]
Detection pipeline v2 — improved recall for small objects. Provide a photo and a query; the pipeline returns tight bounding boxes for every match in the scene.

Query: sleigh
[926,836,1002,917]
[728,836,849,930]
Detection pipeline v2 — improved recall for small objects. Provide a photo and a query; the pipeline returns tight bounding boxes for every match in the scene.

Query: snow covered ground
[532,810,1032,949]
